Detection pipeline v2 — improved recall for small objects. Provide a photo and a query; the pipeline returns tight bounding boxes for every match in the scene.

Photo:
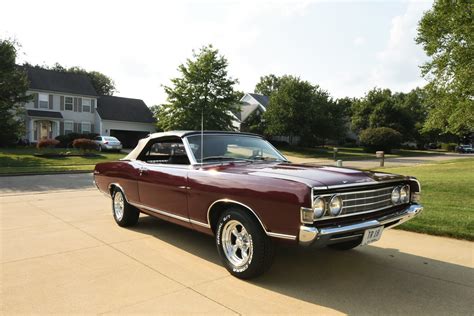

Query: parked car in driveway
[93,131,423,279]
[94,136,123,152]
[456,144,473,153]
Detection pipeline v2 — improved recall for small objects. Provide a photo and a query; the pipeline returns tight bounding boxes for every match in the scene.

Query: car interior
[138,137,190,165]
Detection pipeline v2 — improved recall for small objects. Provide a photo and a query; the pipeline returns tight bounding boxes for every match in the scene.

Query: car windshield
[186,134,287,163]
[104,137,119,141]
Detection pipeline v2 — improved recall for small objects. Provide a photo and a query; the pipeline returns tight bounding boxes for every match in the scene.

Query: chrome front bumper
[299,204,423,247]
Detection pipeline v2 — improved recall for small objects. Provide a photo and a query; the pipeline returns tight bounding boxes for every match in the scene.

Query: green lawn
[373,158,474,241]
[277,145,445,161]
[0,148,125,174]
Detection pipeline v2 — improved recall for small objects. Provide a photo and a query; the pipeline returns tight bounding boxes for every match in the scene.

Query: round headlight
[391,187,401,205]
[400,185,410,203]
[329,195,343,216]
[313,197,325,219]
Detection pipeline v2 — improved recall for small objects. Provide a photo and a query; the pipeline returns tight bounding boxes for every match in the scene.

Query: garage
[110,129,150,148]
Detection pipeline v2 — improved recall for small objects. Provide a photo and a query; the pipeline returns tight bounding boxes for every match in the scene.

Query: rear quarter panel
[94,160,141,203]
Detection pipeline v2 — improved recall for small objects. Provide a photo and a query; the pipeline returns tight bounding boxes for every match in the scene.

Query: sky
[1,0,433,106]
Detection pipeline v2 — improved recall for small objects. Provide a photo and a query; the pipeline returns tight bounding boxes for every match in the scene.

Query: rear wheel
[216,208,274,279]
[112,188,139,227]
[327,239,361,250]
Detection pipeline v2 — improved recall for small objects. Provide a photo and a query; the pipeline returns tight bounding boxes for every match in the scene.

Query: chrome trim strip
[189,219,211,228]
[343,198,391,208]
[343,192,391,202]
[321,178,408,190]
[317,186,394,197]
[108,183,127,200]
[130,201,190,222]
[206,198,295,240]
[267,232,297,240]
[314,204,396,221]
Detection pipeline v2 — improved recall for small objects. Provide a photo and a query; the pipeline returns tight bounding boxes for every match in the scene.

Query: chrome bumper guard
[299,204,423,247]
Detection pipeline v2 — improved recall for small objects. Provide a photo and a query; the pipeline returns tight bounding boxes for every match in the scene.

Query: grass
[276,145,445,161]
[0,147,124,174]
[373,158,474,241]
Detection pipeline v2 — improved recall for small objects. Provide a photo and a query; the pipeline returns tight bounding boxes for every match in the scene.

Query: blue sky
[1,0,433,106]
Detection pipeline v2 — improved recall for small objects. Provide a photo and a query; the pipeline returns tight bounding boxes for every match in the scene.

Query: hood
[205,162,407,188]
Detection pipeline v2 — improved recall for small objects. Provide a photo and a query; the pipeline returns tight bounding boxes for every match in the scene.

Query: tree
[157,45,239,131]
[0,39,31,146]
[254,74,281,96]
[416,0,474,136]
[264,75,340,145]
[351,88,428,144]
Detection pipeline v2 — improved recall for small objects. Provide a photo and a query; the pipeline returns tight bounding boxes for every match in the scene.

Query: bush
[37,138,60,149]
[55,133,98,148]
[72,138,98,151]
[440,143,457,152]
[359,127,402,153]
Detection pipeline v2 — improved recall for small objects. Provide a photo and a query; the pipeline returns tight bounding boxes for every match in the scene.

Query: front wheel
[216,208,274,279]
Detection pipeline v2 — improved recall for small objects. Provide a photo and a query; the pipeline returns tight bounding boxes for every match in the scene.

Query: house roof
[248,93,269,108]
[27,110,63,119]
[22,66,97,96]
[97,95,155,123]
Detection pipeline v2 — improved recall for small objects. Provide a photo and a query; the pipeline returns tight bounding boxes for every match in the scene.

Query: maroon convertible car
[94,131,423,279]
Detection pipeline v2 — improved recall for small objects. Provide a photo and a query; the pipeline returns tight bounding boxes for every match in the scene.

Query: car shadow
[130,215,473,314]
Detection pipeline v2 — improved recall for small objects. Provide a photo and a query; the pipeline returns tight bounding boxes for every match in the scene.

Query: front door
[37,121,52,140]
[135,137,190,223]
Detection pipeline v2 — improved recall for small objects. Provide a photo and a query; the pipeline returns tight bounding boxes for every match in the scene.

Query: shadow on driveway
[129,216,473,315]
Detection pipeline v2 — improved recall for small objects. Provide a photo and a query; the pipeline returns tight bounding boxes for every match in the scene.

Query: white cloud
[368,1,432,92]
[353,36,366,46]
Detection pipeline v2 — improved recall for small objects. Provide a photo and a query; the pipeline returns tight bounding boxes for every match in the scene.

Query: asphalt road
[1,174,473,314]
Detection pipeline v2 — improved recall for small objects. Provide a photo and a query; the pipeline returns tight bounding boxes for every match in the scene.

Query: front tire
[112,188,139,227]
[216,208,274,279]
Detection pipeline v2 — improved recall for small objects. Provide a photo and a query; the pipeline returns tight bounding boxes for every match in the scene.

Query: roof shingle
[97,96,155,123]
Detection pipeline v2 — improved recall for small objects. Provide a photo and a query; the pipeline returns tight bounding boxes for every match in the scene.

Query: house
[232,93,269,130]
[21,66,156,147]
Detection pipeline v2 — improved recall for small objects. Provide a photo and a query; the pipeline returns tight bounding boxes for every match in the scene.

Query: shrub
[72,138,98,151]
[55,133,98,148]
[37,138,60,149]
[440,143,457,152]
[359,127,402,153]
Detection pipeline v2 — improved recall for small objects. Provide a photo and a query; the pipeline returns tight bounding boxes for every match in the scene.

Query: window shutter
[60,121,64,135]
[49,94,53,109]
[91,99,95,113]
[33,93,39,108]
[74,98,78,112]
[78,123,82,134]
[78,98,82,112]
[60,96,64,111]
[73,122,78,133]
[91,123,95,133]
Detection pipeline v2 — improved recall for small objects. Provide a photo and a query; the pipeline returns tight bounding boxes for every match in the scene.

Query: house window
[65,97,73,111]
[64,121,74,134]
[39,93,49,109]
[82,98,91,112]
[82,122,91,133]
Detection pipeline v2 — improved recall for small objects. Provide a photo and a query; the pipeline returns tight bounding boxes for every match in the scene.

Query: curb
[0,170,93,177]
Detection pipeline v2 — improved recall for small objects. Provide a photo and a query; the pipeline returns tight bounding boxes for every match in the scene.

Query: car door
[135,137,190,223]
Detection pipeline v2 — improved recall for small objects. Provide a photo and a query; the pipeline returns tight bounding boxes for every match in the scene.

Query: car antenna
[200,108,204,165]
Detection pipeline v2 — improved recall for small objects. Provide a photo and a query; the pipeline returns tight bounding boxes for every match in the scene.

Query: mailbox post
[376,151,385,167]
[333,147,338,161]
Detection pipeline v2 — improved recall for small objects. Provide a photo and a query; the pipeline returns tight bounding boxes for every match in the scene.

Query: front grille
[312,184,407,221]
[340,187,393,214]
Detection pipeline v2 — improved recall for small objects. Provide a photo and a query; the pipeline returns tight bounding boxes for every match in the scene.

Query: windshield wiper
[250,156,286,162]
[201,156,253,162]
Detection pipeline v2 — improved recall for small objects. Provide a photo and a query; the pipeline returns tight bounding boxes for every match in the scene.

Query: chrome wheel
[221,220,253,267]
[113,191,124,221]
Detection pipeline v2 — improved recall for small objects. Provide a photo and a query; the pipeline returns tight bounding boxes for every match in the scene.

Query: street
[1,174,473,314]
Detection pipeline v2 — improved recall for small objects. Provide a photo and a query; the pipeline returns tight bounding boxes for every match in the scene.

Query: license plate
[361,226,384,245]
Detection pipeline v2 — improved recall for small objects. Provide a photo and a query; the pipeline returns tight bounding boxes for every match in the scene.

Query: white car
[94,136,123,152]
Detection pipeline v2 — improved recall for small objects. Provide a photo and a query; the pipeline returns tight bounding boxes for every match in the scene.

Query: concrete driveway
[1,174,473,314]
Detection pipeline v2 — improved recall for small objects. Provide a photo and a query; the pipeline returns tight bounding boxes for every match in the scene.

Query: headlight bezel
[312,197,326,219]
[328,195,343,216]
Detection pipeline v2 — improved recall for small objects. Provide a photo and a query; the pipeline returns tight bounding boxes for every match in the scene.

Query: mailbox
[376,151,384,158]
